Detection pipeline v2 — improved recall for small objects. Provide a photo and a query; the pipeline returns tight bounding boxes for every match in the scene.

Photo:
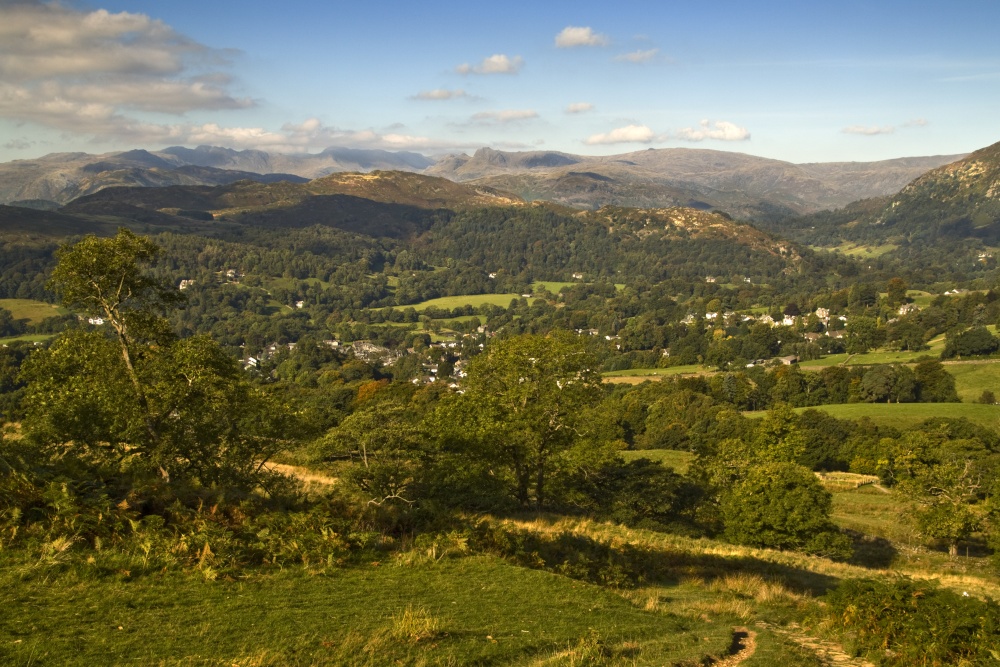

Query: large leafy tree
[438,331,605,509]
[22,229,288,489]
[890,429,993,556]
[721,461,852,559]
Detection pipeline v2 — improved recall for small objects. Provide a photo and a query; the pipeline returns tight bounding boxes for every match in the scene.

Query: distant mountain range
[766,139,1000,248]
[427,147,965,220]
[0,146,434,207]
[0,144,966,222]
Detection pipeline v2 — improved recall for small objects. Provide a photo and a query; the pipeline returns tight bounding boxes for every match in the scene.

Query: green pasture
[1,556,732,666]
[602,365,705,378]
[440,314,482,325]
[0,333,54,345]
[906,290,935,308]
[812,242,898,258]
[393,293,523,312]
[620,448,694,473]
[531,280,576,293]
[947,361,1000,402]
[830,486,913,544]
[0,298,67,324]
[799,336,947,369]
[746,403,1000,431]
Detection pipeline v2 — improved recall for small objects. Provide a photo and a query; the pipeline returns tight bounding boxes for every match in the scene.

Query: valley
[3,138,1000,667]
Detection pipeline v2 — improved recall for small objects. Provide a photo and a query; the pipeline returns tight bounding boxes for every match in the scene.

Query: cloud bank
[471,109,539,124]
[614,48,659,63]
[585,124,657,145]
[555,26,610,48]
[411,88,469,101]
[456,54,524,75]
[843,118,930,136]
[675,120,750,142]
[0,1,255,144]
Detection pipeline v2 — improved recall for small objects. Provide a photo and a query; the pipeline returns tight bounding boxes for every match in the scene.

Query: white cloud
[456,54,523,75]
[903,118,929,128]
[585,124,657,145]
[0,0,254,144]
[842,125,895,136]
[471,109,539,124]
[411,88,469,101]
[0,4,204,81]
[276,119,482,152]
[614,48,659,63]
[0,2,491,155]
[555,26,609,48]
[565,102,594,114]
[675,120,750,142]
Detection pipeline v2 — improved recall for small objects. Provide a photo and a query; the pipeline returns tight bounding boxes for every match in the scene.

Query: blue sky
[1,0,998,163]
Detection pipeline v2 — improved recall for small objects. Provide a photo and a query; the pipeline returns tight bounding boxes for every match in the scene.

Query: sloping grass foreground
[1,554,734,666]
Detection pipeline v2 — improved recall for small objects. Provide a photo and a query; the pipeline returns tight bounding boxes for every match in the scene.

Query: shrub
[721,462,852,560]
[824,577,1000,666]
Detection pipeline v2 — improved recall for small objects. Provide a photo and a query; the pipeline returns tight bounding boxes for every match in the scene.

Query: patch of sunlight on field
[392,294,523,311]
[620,449,694,473]
[747,403,1000,430]
[0,298,67,324]
[948,361,1000,402]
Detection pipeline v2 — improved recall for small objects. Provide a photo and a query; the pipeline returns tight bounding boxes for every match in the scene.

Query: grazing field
[531,280,576,293]
[1,555,735,666]
[947,361,1000,402]
[813,242,898,258]
[906,290,935,307]
[621,448,694,473]
[395,293,523,311]
[0,298,67,324]
[799,337,948,369]
[830,486,913,544]
[0,333,54,345]
[745,403,1000,431]
[602,365,706,383]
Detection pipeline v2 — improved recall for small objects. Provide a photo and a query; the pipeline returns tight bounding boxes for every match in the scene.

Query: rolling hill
[764,139,1000,250]
[427,147,964,221]
[0,147,433,206]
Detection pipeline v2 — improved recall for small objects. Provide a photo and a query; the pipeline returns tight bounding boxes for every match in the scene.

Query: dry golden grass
[264,462,338,487]
[390,605,444,643]
[494,515,1000,600]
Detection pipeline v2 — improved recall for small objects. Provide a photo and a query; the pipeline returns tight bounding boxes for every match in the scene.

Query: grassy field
[812,242,898,258]
[393,293,524,312]
[799,336,948,369]
[1,555,737,666]
[830,486,914,544]
[532,280,576,293]
[906,290,936,308]
[0,333,54,345]
[745,403,1000,431]
[948,361,1000,402]
[620,448,694,473]
[0,298,67,324]
[602,365,706,383]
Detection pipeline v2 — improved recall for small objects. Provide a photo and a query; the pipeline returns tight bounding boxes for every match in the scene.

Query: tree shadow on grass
[467,519,842,597]
[844,529,898,569]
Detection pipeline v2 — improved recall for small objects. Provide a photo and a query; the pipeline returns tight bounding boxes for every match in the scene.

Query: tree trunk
[949,542,959,557]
